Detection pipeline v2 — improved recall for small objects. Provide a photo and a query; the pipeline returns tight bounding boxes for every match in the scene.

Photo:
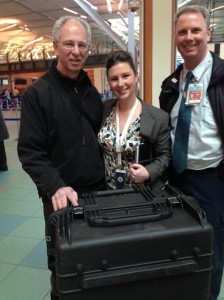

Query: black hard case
[47,185,213,300]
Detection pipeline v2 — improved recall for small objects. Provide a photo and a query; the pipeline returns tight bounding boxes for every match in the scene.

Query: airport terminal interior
[1,0,224,299]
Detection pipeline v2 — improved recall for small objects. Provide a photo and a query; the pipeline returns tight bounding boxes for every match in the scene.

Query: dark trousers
[171,168,224,300]
[0,140,7,169]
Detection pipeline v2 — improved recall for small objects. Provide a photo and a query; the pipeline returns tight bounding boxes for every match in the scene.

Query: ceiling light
[118,0,124,10]
[25,37,43,46]
[45,35,53,39]
[210,6,224,12]
[0,18,19,25]
[106,0,112,13]
[0,24,17,32]
[4,40,12,54]
[18,25,30,31]
[178,0,192,8]
[63,7,78,14]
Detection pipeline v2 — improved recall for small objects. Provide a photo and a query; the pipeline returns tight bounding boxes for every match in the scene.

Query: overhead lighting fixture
[0,18,19,25]
[0,24,17,32]
[118,0,124,10]
[106,0,112,13]
[178,0,192,8]
[210,6,224,12]
[25,37,43,46]
[18,25,30,31]
[80,15,87,19]
[63,7,78,14]
[4,40,12,54]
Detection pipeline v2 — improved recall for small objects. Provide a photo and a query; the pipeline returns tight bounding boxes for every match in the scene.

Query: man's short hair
[175,5,210,28]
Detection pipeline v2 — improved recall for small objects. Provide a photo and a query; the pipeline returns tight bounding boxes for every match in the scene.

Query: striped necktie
[172,71,194,174]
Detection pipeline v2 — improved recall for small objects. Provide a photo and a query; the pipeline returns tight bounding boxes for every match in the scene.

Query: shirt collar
[183,51,213,82]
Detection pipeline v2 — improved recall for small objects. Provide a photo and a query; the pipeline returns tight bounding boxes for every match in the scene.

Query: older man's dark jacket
[18,61,105,198]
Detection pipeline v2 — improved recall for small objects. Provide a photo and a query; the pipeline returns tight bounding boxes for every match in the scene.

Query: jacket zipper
[74,87,89,146]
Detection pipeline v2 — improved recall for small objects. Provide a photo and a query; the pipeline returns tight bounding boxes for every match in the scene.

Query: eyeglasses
[61,41,89,51]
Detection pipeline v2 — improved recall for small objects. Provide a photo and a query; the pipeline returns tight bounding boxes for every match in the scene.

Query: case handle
[85,201,173,227]
[81,259,198,289]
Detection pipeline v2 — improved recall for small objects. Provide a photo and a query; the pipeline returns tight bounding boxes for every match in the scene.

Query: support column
[142,0,176,106]
[143,0,152,104]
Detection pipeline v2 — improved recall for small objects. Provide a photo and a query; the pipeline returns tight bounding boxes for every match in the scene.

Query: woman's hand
[129,163,150,184]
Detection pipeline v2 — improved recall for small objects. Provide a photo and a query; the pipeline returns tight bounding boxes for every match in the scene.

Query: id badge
[186,83,203,106]
[115,169,126,188]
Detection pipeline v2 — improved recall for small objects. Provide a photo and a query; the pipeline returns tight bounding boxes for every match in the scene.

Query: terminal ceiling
[0,0,135,62]
[0,0,223,63]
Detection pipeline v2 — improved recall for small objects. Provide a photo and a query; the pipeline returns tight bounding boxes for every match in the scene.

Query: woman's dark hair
[105,50,137,76]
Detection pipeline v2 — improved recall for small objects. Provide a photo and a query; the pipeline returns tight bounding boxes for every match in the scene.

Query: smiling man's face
[175,12,211,69]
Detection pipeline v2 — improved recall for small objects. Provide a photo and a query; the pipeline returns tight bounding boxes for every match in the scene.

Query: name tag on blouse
[186,83,203,106]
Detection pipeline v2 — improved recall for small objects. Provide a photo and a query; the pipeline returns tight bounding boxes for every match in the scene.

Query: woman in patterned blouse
[98,50,171,190]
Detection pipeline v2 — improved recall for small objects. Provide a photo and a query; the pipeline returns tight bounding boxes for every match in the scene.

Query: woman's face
[107,62,138,101]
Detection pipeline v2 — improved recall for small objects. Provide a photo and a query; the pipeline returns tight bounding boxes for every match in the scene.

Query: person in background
[13,87,20,97]
[0,108,9,171]
[17,16,106,298]
[3,88,10,100]
[159,5,224,300]
[98,50,171,190]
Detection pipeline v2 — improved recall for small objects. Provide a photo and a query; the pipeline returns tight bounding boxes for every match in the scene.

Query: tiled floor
[0,110,51,300]
[0,109,224,300]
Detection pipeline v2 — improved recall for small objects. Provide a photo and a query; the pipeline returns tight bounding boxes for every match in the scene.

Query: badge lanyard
[116,98,138,165]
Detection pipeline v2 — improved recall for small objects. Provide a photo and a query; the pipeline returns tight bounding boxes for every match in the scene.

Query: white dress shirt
[171,51,223,170]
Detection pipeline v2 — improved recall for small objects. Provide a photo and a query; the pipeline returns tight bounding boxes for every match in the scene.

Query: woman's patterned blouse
[98,107,143,189]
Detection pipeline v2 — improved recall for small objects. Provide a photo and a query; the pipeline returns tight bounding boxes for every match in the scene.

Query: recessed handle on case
[93,188,135,197]
[81,259,198,289]
[85,202,173,227]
